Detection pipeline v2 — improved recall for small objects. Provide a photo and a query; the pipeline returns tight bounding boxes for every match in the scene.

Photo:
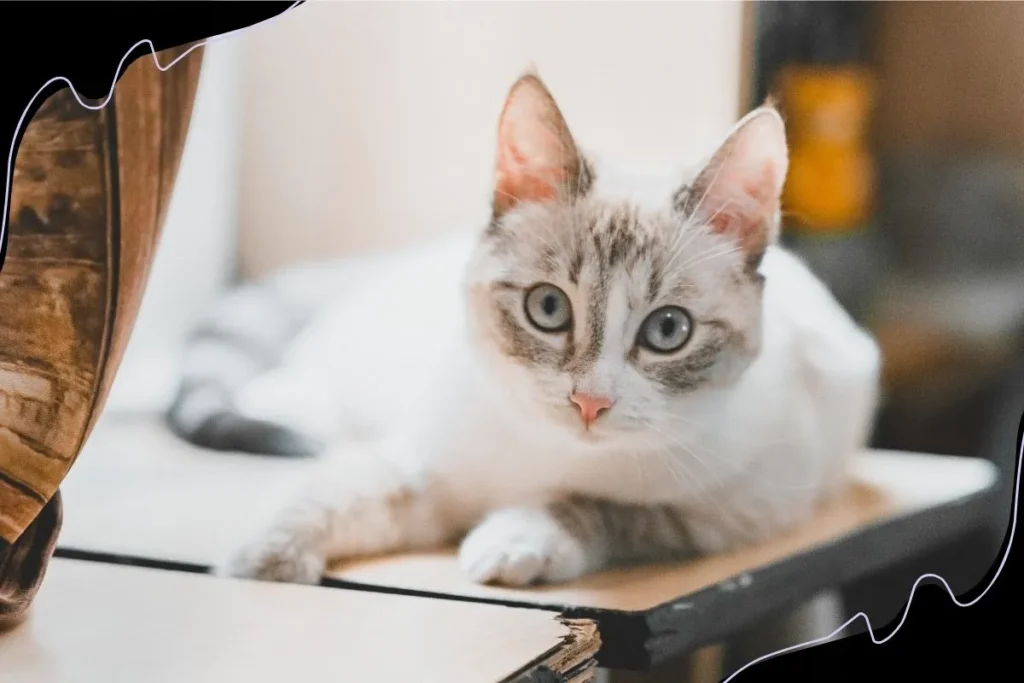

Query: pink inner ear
[700,161,778,260]
[494,131,570,213]
[702,160,777,241]
[494,168,561,214]
[492,74,579,215]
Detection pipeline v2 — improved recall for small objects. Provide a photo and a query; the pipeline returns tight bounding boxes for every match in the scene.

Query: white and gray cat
[169,73,881,587]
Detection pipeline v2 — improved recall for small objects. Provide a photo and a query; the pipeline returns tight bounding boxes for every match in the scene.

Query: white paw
[217,534,326,585]
[458,508,589,587]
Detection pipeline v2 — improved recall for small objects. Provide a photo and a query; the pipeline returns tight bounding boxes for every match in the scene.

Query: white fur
[228,185,879,586]
[226,99,881,586]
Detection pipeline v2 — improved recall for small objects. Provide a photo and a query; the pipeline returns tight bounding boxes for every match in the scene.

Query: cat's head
[464,73,788,448]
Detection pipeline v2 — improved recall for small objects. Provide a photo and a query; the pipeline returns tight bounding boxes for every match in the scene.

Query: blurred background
[749,0,1022,644]
[95,0,1019,663]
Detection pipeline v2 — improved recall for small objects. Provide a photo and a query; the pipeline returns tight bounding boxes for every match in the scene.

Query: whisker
[677,243,743,272]
[686,142,739,222]
[647,447,744,530]
[647,418,821,491]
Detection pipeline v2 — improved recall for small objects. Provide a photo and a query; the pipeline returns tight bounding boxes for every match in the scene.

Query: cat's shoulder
[759,244,879,363]
[759,245,860,331]
[759,243,816,281]
[759,244,839,307]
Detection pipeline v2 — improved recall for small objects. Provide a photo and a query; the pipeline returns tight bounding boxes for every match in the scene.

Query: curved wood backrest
[0,44,203,624]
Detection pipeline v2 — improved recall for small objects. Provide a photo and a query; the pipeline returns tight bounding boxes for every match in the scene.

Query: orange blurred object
[777,65,876,232]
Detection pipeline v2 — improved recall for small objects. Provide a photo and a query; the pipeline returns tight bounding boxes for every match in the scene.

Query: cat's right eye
[637,306,693,354]
[524,284,572,333]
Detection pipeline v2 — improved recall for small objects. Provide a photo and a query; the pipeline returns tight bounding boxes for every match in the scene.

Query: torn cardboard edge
[504,617,601,683]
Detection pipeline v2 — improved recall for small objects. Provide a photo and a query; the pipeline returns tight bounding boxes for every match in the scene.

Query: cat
[171,72,882,587]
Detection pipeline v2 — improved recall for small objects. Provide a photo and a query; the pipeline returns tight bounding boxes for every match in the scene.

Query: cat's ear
[492,73,587,218]
[678,105,789,267]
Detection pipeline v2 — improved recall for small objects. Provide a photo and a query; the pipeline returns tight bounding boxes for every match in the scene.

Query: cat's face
[465,74,788,449]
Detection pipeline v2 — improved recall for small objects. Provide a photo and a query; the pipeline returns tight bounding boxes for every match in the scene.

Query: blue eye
[524,284,572,332]
[638,306,693,353]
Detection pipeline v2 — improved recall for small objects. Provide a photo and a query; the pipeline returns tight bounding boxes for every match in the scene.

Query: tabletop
[57,414,1001,669]
[0,558,599,683]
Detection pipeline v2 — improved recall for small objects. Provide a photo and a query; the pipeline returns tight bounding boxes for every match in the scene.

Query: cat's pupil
[542,295,558,316]
[659,317,676,338]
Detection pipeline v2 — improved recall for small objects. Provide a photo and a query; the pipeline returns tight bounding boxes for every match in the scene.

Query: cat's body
[235,224,870,524]
[172,74,881,587]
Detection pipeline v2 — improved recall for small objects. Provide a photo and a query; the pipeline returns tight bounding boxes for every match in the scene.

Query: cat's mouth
[558,409,615,444]
[566,412,652,447]
[542,397,644,445]
[579,430,621,449]
[574,425,604,443]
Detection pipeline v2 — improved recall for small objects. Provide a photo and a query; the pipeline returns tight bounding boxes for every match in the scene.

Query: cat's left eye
[638,306,693,354]
[524,284,572,332]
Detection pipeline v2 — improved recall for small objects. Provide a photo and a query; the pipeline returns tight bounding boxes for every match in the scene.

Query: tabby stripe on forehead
[647,259,663,304]
[587,208,650,275]
[589,232,604,267]
[561,284,606,372]
[584,291,606,363]
[568,248,584,285]
[606,209,637,269]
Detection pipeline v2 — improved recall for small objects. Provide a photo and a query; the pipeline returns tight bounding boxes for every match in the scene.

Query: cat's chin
[576,430,612,447]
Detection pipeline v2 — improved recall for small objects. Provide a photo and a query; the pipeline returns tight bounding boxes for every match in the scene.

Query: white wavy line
[1,0,304,257]
[2,3,1017,678]
[723,431,1020,682]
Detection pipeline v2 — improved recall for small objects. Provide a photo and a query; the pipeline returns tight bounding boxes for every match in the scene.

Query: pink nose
[569,392,614,427]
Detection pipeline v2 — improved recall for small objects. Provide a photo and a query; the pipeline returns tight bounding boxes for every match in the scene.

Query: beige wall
[237,0,747,279]
[872,2,1024,156]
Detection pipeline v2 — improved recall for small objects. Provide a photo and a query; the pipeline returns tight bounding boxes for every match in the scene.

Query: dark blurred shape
[872,2,1024,156]
[754,1,883,321]
[753,1,871,104]
[878,155,1024,279]
[750,0,1023,640]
